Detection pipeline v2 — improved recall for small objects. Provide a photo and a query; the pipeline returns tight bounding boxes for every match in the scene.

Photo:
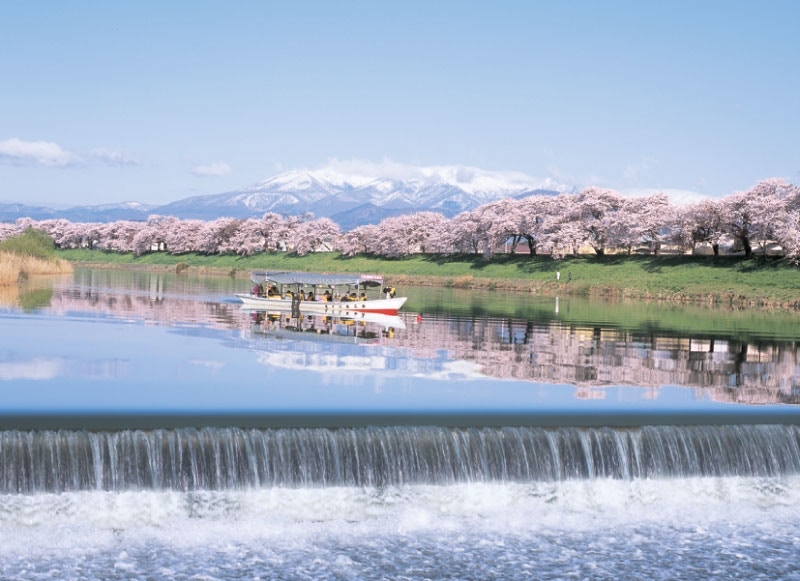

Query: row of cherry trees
[2,178,799,261]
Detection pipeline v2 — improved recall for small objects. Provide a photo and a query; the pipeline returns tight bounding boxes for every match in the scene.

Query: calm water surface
[1,268,800,580]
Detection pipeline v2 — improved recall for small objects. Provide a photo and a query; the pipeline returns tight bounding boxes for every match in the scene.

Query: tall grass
[0,229,72,286]
[0,228,58,259]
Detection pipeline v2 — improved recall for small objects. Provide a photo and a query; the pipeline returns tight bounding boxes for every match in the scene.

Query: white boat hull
[235,293,407,316]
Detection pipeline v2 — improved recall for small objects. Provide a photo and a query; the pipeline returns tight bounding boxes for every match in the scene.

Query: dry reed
[0,252,73,286]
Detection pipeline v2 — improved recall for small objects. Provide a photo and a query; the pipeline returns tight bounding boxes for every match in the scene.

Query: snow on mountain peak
[250,161,570,199]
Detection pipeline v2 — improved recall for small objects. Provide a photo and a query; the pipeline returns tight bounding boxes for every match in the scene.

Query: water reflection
[397,315,800,404]
[4,268,800,406]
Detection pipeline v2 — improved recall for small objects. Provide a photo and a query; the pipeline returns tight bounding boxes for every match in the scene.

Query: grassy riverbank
[0,230,72,286]
[56,249,800,309]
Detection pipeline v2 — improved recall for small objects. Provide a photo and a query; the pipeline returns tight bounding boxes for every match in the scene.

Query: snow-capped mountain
[0,165,573,228]
[155,166,571,227]
[59,201,158,222]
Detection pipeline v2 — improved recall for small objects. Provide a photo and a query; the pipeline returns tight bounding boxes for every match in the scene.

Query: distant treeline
[2,179,799,262]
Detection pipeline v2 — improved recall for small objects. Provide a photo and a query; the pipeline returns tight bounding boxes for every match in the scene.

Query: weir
[1,425,799,494]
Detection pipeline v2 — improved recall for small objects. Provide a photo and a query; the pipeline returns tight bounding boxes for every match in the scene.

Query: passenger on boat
[322,290,332,302]
[306,291,315,301]
[360,292,367,301]
[267,285,280,297]
[383,286,396,298]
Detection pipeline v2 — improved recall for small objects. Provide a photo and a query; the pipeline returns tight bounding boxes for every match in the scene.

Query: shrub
[0,228,56,260]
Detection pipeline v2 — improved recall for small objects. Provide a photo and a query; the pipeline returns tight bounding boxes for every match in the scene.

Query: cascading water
[3,424,800,493]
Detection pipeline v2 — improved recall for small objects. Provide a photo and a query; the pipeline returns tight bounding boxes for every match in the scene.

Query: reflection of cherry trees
[36,281,800,404]
[2,178,800,261]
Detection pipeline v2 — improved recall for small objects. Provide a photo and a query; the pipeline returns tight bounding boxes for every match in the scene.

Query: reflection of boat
[248,310,405,343]
[235,271,407,315]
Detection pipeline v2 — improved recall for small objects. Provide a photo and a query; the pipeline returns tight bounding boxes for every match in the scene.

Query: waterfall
[1,425,799,494]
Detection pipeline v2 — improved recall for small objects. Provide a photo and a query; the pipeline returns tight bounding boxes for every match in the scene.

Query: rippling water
[2,478,799,580]
[1,268,800,579]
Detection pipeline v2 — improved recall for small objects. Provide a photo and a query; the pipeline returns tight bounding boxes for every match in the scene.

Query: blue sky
[1,1,797,207]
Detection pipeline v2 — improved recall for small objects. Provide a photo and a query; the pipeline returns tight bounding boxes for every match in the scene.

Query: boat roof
[250,271,384,287]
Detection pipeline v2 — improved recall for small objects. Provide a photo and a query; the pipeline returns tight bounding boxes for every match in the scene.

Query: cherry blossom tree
[574,187,623,255]
[608,199,640,254]
[165,219,204,254]
[95,220,143,252]
[227,218,269,256]
[676,199,726,255]
[775,210,800,263]
[0,222,20,241]
[472,199,520,258]
[403,211,447,254]
[216,212,290,255]
[549,212,586,259]
[131,215,178,255]
[516,196,557,255]
[721,192,761,257]
[292,217,341,256]
[193,218,241,254]
[57,221,103,249]
[436,211,483,254]
[372,212,448,257]
[7,177,799,264]
[743,178,797,255]
[338,224,381,256]
[612,193,673,254]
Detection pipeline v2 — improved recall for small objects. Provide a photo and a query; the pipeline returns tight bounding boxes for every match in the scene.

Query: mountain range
[0,166,572,230]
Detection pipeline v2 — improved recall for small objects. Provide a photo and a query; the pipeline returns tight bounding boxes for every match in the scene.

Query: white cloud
[0,138,139,169]
[619,187,711,206]
[319,157,427,183]
[0,137,79,167]
[192,161,232,177]
[623,156,658,181]
[89,148,138,167]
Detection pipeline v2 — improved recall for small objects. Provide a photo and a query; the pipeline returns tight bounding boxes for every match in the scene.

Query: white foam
[1,476,798,560]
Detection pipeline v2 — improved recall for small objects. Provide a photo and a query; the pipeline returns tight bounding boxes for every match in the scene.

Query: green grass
[0,228,58,260]
[56,249,800,306]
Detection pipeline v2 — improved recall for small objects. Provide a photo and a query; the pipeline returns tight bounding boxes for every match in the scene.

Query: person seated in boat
[322,290,332,302]
[348,292,358,301]
[340,293,351,302]
[284,289,294,300]
[360,292,367,302]
[251,283,261,296]
[267,285,280,297]
[306,291,315,301]
[383,286,396,299]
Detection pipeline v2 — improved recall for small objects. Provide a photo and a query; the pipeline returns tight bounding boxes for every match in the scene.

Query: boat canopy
[250,271,385,288]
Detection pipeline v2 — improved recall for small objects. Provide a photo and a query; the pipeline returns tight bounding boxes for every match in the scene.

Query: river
[1,268,799,580]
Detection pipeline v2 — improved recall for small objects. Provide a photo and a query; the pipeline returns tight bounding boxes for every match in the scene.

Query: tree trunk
[653,240,661,256]
[742,237,752,258]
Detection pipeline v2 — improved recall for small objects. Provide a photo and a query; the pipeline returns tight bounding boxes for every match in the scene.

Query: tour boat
[235,271,407,316]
